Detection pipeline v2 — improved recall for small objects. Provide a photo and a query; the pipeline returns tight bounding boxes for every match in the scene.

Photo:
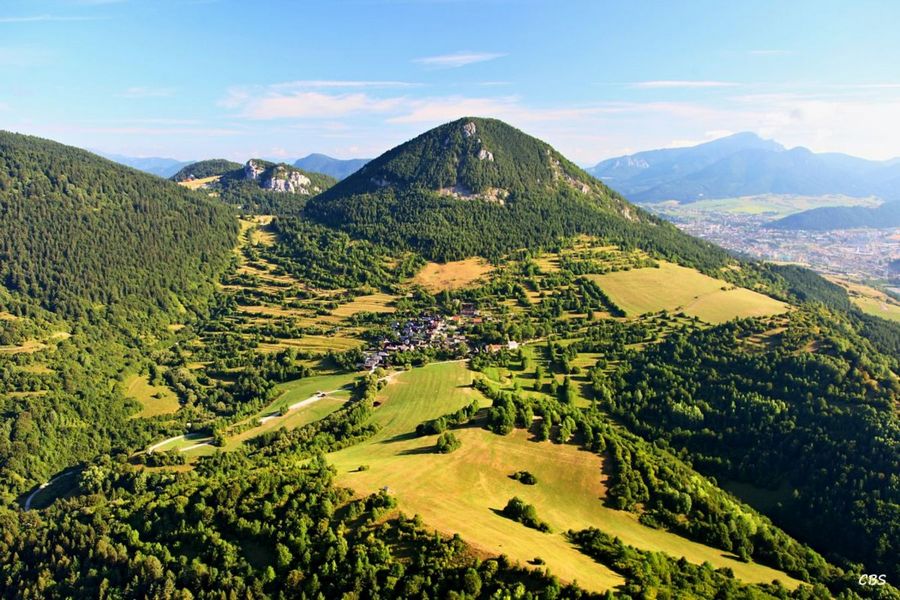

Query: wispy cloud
[226,89,404,119]
[118,86,175,99]
[0,15,105,23]
[631,80,740,89]
[414,51,505,69]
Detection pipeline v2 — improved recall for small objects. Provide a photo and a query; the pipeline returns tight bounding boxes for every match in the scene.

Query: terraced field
[205,218,383,356]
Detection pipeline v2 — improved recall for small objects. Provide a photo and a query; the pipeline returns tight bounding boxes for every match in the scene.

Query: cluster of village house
[360,304,519,371]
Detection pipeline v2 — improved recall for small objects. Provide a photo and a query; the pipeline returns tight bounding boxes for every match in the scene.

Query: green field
[225,395,350,449]
[123,373,181,418]
[853,296,900,322]
[329,362,800,593]
[262,372,358,415]
[589,262,789,322]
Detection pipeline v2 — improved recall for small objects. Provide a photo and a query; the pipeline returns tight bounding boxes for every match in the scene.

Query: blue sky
[2,0,900,164]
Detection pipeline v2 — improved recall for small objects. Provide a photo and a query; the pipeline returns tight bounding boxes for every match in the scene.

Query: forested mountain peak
[171,158,242,182]
[304,118,714,262]
[321,117,603,204]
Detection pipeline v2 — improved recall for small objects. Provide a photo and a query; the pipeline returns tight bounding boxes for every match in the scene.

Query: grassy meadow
[413,258,494,292]
[329,361,801,592]
[590,262,789,322]
[123,373,181,418]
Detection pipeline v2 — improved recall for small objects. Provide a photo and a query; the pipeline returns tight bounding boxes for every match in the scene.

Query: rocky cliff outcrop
[242,160,320,194]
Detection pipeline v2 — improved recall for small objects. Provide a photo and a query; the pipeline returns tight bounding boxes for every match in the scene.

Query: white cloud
[234,90,404,120]
[413,51,505,69]
[631,80,740,89]
[118,86,175,98]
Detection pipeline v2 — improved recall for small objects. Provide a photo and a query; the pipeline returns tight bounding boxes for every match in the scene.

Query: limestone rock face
[478,148,494,161]
[462,121,477,138]
[243,160,316,194]
[263,166,312,194]
[244,160,266,180]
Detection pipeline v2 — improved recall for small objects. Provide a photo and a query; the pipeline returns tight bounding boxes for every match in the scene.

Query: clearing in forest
[827,277,900,323]
[329,361,800,593]
[178,176,220,190]
[589,261,788,322]
[413,259,494,292]
[123,373,181,418]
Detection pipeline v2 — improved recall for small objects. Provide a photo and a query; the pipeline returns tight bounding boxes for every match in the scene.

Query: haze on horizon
[2,0,900,164]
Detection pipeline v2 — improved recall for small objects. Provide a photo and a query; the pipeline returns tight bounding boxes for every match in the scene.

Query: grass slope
[590,262,788,323]
[413,259,494,292]
[123,373,180,418]
[329,362,800,593]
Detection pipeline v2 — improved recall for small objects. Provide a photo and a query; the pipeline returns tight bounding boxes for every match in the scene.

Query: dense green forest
[599,310,899,579]
[0,132,237,318]
[0,132,236,499]
[265,218,423,289]
[170,159,242,182]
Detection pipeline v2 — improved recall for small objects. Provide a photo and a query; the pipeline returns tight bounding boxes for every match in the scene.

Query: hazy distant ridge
[590,133,900,204]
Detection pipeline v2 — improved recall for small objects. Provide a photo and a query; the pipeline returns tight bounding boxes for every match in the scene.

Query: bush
[502,497,551,532]
[435,432,461,454]
[510,470,537,485]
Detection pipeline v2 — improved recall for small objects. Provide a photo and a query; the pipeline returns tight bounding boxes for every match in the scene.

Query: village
[360,303,519,371]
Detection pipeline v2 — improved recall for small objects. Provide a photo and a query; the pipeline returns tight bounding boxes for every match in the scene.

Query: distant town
[647,205,899,284]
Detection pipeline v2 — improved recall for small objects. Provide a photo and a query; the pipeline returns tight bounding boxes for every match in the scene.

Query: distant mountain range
[94,151,193,179]
[98,151,371,182]
[293,153,370,180]
[590,133,900,204]
[589,133,900,229]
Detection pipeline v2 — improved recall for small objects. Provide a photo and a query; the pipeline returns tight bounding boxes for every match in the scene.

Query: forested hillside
[307,118,742,271]
[171,159,242,182]
[601,309,899,579]
[0,131,237,500]
[0,132,237,318]
[176,158,337,215]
